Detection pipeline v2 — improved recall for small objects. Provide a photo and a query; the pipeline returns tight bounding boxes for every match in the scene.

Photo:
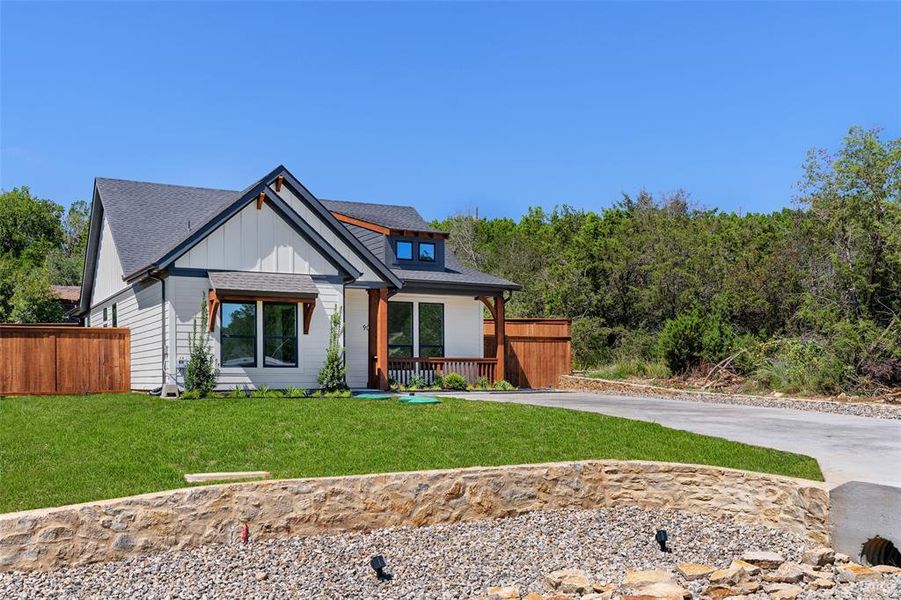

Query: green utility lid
[354,393,394,400]
[399,395,441,404]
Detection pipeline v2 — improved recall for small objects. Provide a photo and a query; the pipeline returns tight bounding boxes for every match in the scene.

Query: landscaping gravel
[560,376,901,420]
[3,506,898,599]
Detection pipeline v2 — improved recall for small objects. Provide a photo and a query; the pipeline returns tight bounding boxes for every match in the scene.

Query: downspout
[149,271,167,391]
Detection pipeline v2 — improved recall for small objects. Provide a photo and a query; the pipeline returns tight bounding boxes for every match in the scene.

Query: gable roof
[321,199,447,235]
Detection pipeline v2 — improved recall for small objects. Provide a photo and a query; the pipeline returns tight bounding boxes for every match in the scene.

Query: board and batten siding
[88,280,164,390]
[276,186,383,282]
[175,201,339,276]
[168,275,343,390]
[344,289,370,388]
[91,216,128,304]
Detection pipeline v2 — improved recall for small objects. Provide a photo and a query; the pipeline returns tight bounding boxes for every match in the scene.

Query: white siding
[175,201,339,275]
[88,280,164,390]
[91,216,127,303]
[345,288,370,388]
[168,275,344,390]
[276,186,383,282]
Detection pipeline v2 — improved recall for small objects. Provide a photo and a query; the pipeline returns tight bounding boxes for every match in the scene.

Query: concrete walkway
[451,391,901,488]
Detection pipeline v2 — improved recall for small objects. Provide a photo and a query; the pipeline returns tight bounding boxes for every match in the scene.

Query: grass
[585,359,671,381]
[0,393,822,513]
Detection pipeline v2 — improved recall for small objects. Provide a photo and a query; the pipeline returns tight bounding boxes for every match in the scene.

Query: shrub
[184,298,219,397]
[474,376,490,389]
[285,386,306,398]
[657,312,706,373]
[408,374,426,389]
[700,315,735,364]
[587,359,670,380]
[492,379,515,391]
[432,374,444,390]
[250,385,270,398]
[442,372,467,390]
[317,307,347,391]
[227,385,246,399]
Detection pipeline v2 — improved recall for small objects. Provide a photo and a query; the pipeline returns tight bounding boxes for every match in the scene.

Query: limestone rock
[708,565,747,586]
[810,577,835,589]
[728,559,760,576]
[703,586,738,600]
[762,561,804,584]
[632,582,691,599]
[622,569,674,586]
[558,573,592,594]
[545,568,587,590]
[522,594,545,600]
[765,583,804,600]
[835,563,883,582]
[582,593,613,600]
[738,551,785,570]
[801,546,834,566]
[254,571,268,581]
[487,585,520,600]
[872,565,901,575]
[675,562,716,581]
[834,552,851,563]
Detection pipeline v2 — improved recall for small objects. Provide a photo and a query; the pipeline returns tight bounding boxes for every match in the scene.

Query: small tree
[317,306,347,391]
[8,270,63,323]
[185,297,219,397]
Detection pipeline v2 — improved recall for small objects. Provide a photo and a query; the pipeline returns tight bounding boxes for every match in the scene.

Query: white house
[77,166,519,391]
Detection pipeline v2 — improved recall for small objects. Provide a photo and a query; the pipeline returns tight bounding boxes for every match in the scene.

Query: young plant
[442,372,467,391]
[184,297,219,397]
[317,306,348,391]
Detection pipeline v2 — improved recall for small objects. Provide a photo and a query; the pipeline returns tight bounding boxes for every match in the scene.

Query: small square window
[419,242,436,262]
[396,240,413,260]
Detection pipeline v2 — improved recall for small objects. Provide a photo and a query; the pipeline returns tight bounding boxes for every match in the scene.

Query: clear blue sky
[1,2,898,220]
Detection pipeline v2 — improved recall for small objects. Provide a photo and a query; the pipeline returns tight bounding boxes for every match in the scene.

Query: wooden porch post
[495,295,506,383]
[376,288,389,390]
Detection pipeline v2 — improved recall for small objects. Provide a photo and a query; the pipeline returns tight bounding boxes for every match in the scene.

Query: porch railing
[387,357,498,387]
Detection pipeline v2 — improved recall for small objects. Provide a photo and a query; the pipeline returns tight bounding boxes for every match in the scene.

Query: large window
[396,240,413,261]
[221,302,256,367]
[263,303,298,367]
[418,303,444,357]
[388,302,413,357]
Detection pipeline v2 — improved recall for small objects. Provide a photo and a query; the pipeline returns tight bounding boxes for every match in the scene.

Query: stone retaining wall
[0,460,829,572]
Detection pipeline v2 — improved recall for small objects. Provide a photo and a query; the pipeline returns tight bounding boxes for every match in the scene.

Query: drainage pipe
[148,272,167,391]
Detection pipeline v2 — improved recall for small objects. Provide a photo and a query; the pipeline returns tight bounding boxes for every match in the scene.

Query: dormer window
[396,240,413,261]
[419,242,436,262]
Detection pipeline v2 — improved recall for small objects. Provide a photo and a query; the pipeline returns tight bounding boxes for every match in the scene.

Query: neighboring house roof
[321,199,448,235]
[49,285,81,302]
[208,271,318,299]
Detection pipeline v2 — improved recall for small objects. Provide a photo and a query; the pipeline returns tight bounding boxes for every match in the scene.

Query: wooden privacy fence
[484,318,572,388]
[0,325,130,396]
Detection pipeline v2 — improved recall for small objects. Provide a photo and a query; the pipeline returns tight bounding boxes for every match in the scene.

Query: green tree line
[434,127,900,395]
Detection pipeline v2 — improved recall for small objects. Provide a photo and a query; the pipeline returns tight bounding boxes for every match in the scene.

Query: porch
[365,289,507,390]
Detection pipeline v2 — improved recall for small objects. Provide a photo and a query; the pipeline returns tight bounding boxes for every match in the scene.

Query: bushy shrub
[752,338,849,394]
[285,386,306,398]
[492,379,515,391]
[433,374,444,389]
[700,315,735,364]
[184,298,219,397]
[250,385,271,398]
[442,372,468,390]
[657,312,706,373]
[571,319,659,369]
[408,374,426,389]
[317,307,347,391]
[474,376,490,389]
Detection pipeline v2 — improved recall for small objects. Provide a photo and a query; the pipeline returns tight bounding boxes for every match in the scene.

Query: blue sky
[1,2,898,220]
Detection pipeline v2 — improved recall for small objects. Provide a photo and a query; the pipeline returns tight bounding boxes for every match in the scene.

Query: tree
[184,298,219,396]
[45,200,91,285]
[317,307,347,390]
[0,187,63,262]
[8,270,63,323]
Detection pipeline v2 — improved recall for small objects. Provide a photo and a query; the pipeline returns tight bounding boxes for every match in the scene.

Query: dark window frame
[262,302,298,368]
[388,301,414,357]
[111,303,118,327]
[395,240,413,261]
[418,302,445,357]
[220,301,257,368]
[103,307,108,325]
[418,242,436,262]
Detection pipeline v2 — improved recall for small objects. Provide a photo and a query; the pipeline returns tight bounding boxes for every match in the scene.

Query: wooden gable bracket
[302,299,315,335]
[476,295,497,320]
[275,175,284,192]
[207,289,221,332]
[256,191,265,210]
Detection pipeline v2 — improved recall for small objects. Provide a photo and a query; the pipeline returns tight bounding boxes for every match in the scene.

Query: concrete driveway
[451,391,901,488]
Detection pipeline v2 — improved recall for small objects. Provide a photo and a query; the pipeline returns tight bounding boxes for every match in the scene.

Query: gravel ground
[561,377,901,420]
[3,506,898,599]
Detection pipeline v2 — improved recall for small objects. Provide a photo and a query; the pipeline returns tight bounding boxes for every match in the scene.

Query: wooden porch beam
[495,295,506,383]
[376,288,389,390]
[207,290,220,332]
[476,296,497,320]
[275,175,284,192]
[302,300,315,335]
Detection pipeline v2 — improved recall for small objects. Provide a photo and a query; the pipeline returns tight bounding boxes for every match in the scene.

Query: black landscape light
[370,555,393,581]
[655,529,670,552]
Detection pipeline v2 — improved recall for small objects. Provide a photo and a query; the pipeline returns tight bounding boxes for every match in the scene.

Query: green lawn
[0,394,822,513]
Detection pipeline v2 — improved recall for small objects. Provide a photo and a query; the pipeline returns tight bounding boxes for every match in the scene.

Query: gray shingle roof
[96,178,240,278]
[208,271,318,298]
[321,199,447,234]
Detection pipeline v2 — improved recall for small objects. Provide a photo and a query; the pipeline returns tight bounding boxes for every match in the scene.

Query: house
[77,166,519,391]
[49,285,81,322]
